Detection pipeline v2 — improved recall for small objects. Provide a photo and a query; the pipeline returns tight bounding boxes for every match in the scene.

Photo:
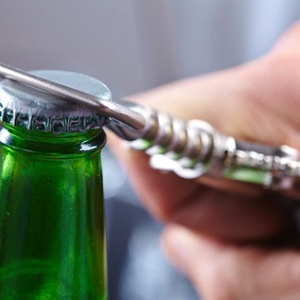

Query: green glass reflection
[0,125,107,299]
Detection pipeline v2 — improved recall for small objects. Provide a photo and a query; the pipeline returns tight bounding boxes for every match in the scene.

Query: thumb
[162,225,300,300]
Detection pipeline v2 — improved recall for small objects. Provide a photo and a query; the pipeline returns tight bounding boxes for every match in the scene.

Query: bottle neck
[0,124,106,156]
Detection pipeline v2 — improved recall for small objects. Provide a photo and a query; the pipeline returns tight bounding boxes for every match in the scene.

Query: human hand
[108,22,300,299]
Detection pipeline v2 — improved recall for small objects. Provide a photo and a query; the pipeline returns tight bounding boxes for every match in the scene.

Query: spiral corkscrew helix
[113,104,236,179]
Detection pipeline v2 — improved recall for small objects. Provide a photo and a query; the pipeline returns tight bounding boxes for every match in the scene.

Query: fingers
[162,225,300,300]
[108,137,287,241]
[107,21,300,242]
[168,189,288,241]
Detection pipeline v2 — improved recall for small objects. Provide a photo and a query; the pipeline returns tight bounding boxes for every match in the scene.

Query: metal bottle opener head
[0,62,300,200]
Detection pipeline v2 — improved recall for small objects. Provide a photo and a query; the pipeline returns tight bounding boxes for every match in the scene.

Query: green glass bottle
[0,71,109,299]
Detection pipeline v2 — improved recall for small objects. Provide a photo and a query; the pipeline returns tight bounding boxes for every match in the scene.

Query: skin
[108,22,300,299]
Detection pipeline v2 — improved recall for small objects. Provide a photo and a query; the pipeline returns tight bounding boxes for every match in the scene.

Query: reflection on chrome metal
[1,62,300,198]
[0,62,146,132]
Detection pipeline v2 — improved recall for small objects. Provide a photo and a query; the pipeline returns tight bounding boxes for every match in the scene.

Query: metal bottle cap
[0,70,111,134]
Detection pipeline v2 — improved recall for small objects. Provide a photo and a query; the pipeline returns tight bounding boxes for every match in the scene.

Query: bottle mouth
[0,70,112,134]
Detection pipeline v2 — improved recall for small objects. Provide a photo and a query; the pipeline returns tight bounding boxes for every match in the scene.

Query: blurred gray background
[1,1,300,299]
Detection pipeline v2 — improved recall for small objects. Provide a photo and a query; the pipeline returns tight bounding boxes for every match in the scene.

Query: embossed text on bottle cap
[0,70,111,134]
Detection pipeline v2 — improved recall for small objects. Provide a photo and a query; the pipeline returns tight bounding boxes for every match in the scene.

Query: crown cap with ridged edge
[0,70,111,134]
